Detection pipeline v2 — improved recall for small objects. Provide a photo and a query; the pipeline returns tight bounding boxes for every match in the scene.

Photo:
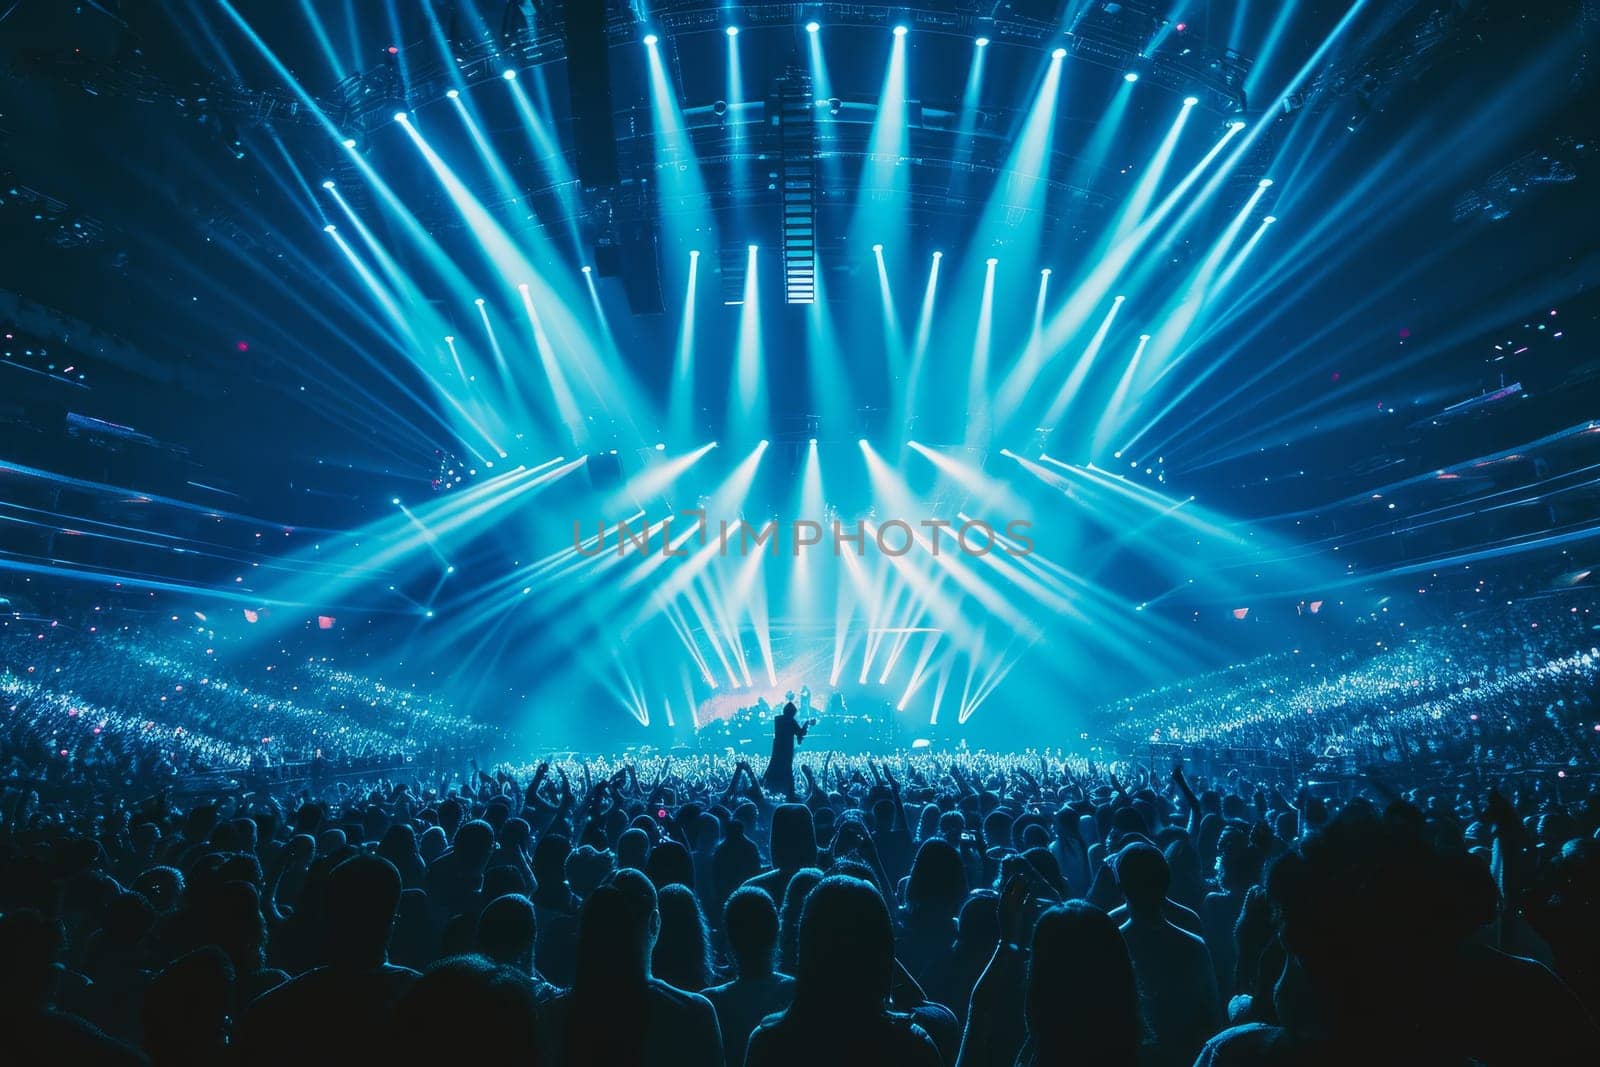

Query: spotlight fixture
[1139,334,1151,341]
[858,438,869,447]
[872,243,884,253]
[446,88,460,99]
[655,443,666,451]
[805,21,820,33]
[341,137,357,148]
[391,497,401,505]
[932,250,943,259]
[747,243,758,252]
[1258,178,1274,188]
[726,26,738,37]
[581,265,593,274]
[643,33,658,46]
[985,257,998,266]
[322,223,337,233]
[1228,119,1247,130]
[893,24,908,37]
[392,111,407,122]
[502,69,517,80]
[1123,71,1139,83]
[1263,215,1278,224]
[975,36,990,47]
[474,297,486,305]
[1183,95,1199,106]
[1041,267,1052,276]
[1052,47,1066,59]
[320,179,334,189]
[690,249,700,258]
[759,439,769,447]
[443,335,454,343]
[808,437,818,445]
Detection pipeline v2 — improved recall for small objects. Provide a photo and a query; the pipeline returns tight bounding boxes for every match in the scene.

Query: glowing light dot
[581,265,592,274]
[726,26,738,37]
[975,36,990,47]
[1041,267,1052,276]
[391,497,401,505]
[393,111,407,121]
[446,88,460,99]
[341,138,357,148]
[1183,95,1199,106]
[655,443,666,451]
[643,33,658,46]
[474,297,486,305]
[443,335,454,343]
[872,243,883,253]
[806,21,820,34]
[893,25,908,37]
[985,257,998,266]
[1229,119,1247,130]
[1263,215,1278,224]
[1258,178,1274,188]
[1123,71,1139,82]
[502,69,517,80]
[322,223,336,233]
[1052,47,1066,59]
[320,179,335,190]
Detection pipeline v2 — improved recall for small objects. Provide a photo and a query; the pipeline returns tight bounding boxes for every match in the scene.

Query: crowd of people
[3,591,1600,1064]
[3,737,1598,1064]
[1101,594,1600,773]
[1,613,494,795]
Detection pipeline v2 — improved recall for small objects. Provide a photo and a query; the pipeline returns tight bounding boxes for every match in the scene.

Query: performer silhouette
[761,700,811,798]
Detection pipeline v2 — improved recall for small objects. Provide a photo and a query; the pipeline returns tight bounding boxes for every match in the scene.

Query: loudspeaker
[562,0,620,187]
[586,451,623,489]
[618,220,664,315]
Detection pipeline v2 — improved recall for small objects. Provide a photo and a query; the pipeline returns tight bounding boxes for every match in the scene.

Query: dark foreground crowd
[3,752,1599,1066]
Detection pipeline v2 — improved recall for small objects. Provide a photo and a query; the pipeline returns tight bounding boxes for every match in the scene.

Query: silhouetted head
[906,837,967,919]
[452,820,496,867]
[770,804,819,871]
[324,854,403,967]
[782,701,798,719]
[954,890,1000,953]
[724,886,781,977]
[1112,841,1169,915]
[144,946,235,1065]
[647,839,694,890]
[132,866,184,913]
[1267,802,1497,1025]
[777,867,825,973]
[565,844,614,899]
[617,827,651,873]
[652,883,712,992]
[200,880,268,973]
[574,869,658,990]
[477,893,537,974]
[397,955,539,1061]
[791,875,894,1016]
[1027,903,1140,1066]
